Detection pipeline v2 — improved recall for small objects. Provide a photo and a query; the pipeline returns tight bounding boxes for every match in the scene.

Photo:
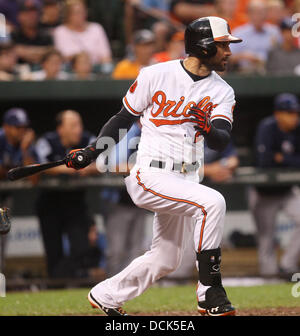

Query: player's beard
[203,56,228,72]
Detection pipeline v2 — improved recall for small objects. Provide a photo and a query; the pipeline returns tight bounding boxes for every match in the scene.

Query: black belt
[150,160,199,173]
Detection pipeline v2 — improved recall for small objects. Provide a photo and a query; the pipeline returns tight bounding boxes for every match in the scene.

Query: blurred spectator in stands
[215,0,248,31]
[54,0,113,74]
[0,43,18,80]
[39,0,62,34]
[249,93,300,277]
[140,0,180,53]
[98,121,147,276]
[0,106,37,272]
[204,141,239,183]
[142,0,171,12]
[229,0,282,74]
[266,17,300,75]
[11,0,53,66]
[0,108,37,182]
[0,0,41,30]
[266,0,287,26]
[35,110,99,279]
[124,0,171,50]
[170,0,216,25]
[152,29,185,63]
[0,0,20,29]
[113,29,155,79]
[22,49,69,80]
[151,22,174,54]
[87,0,126,58]
[291,0,300,48]
[71,51,96,80]
[0,0,16,43]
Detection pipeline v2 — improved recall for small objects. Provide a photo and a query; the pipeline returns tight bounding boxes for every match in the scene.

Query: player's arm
[190,105,231,152]
[66,68,150,170]
[204,119,231,152]
[65,106,139,169]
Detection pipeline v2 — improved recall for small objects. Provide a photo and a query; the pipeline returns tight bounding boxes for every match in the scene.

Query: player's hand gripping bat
[7,147,95,181]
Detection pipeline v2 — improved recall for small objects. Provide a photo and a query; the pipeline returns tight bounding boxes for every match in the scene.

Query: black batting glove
[65,146,96,170]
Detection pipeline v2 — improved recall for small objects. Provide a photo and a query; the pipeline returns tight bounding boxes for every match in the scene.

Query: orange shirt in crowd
[221,0,249,31]
[112,59,141,79]
[225,13,248,31]
[152,51,173,63]
[237,0,250,14]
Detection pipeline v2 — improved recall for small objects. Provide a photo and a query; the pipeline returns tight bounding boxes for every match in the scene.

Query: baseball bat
[7,159,65,181]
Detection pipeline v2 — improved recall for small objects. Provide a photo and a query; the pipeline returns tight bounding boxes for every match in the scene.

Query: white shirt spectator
[27,70,70,80]
[53,22,112,65]
[230,23,282,72]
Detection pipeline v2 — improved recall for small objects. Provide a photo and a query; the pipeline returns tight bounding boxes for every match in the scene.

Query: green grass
[0,283,299,316]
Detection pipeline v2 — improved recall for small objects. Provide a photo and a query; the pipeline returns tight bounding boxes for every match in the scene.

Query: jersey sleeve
[210,87,236,126]
[122,68,152,117]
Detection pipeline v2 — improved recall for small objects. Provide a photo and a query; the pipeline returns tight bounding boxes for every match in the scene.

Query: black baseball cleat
[88,291,129,316]
[197,286,236,316]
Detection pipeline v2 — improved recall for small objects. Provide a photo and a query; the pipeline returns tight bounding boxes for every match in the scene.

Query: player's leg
[127,168,235,315]
[165,223,196,284]
[88,212,192,313]
[88,169,229,315]
[193,187,236,316]
[280,188,300,275]
[248,187,281,276]
[127,207,147,265]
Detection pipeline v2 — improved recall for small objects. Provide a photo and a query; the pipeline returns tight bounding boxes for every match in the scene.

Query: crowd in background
[0,0,300,81]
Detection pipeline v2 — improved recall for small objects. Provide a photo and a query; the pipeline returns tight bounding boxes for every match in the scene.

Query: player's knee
[207,190,226,214]
[214,191,226,214]
[196,190,226,218]
[154,250,182,278]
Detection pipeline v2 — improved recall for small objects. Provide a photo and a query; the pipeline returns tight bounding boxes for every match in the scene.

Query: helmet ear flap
[195,39,217,58]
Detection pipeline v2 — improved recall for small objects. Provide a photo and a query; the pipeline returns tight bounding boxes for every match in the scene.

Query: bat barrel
[7,160,65,181]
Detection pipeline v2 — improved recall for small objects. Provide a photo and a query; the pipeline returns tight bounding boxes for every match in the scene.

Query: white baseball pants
[91,165,226,307]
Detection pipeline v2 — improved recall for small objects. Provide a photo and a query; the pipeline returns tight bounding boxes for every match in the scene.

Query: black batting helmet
[185,16,242,58]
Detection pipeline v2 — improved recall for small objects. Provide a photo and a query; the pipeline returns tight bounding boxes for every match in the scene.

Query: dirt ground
[136,307,300,316]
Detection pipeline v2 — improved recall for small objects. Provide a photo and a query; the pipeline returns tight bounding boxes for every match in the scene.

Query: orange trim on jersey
[123,96,142,116]
[135,169,207,252]
[129,80,138,93]
[210,114,232,123]
[149,118,198,127]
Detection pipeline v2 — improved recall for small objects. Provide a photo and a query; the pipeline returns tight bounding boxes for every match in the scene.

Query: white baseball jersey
[123,59,236,170]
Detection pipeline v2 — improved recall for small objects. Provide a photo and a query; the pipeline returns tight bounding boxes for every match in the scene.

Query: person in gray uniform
[249,93,300,277]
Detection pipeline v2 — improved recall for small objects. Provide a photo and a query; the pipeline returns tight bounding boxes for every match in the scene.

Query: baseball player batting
[65,17,242,316]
